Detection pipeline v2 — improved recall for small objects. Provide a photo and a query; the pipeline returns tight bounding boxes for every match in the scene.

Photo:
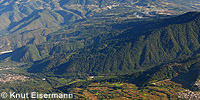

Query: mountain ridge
[26,12,200,76]
[0,0,200,52]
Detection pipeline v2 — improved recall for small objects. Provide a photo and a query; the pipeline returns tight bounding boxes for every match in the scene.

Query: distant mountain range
[0,0,200,51]
[0,0,199,35]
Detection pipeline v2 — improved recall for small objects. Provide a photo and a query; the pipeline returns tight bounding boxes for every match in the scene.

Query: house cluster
[88,76,94,79]
[0,74,29,83]
[0,66,17,70]
[107,4,120,9]
[194,81,200,89]
[177,90,200,100]
[0,50,13,55]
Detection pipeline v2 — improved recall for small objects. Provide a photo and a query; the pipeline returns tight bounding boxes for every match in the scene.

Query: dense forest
[25,12,200,77]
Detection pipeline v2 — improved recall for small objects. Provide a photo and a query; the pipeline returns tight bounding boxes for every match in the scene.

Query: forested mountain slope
[0,20,127,62]
[128,54,200,88]
[28,12,200,75]
[55,54,200,99]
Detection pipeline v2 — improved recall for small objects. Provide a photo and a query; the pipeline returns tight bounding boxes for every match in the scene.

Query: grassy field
[69,80,185,100]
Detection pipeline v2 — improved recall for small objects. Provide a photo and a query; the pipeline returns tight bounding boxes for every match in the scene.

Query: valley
[0,0,199,99]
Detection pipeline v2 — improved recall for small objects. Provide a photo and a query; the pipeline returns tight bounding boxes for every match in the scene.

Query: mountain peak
[162,11,200,25]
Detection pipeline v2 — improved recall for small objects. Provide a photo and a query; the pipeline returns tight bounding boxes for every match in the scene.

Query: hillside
[0,19,129,62]
[62,81,185,99]
[26,12,200,76]
[128,54,200,88]
[0,0,200,51]
[52,54,200,99]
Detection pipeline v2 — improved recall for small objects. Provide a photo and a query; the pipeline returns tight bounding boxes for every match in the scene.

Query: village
[0,66,17,70]
[0,74,29,83]
[178,90,200,100]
